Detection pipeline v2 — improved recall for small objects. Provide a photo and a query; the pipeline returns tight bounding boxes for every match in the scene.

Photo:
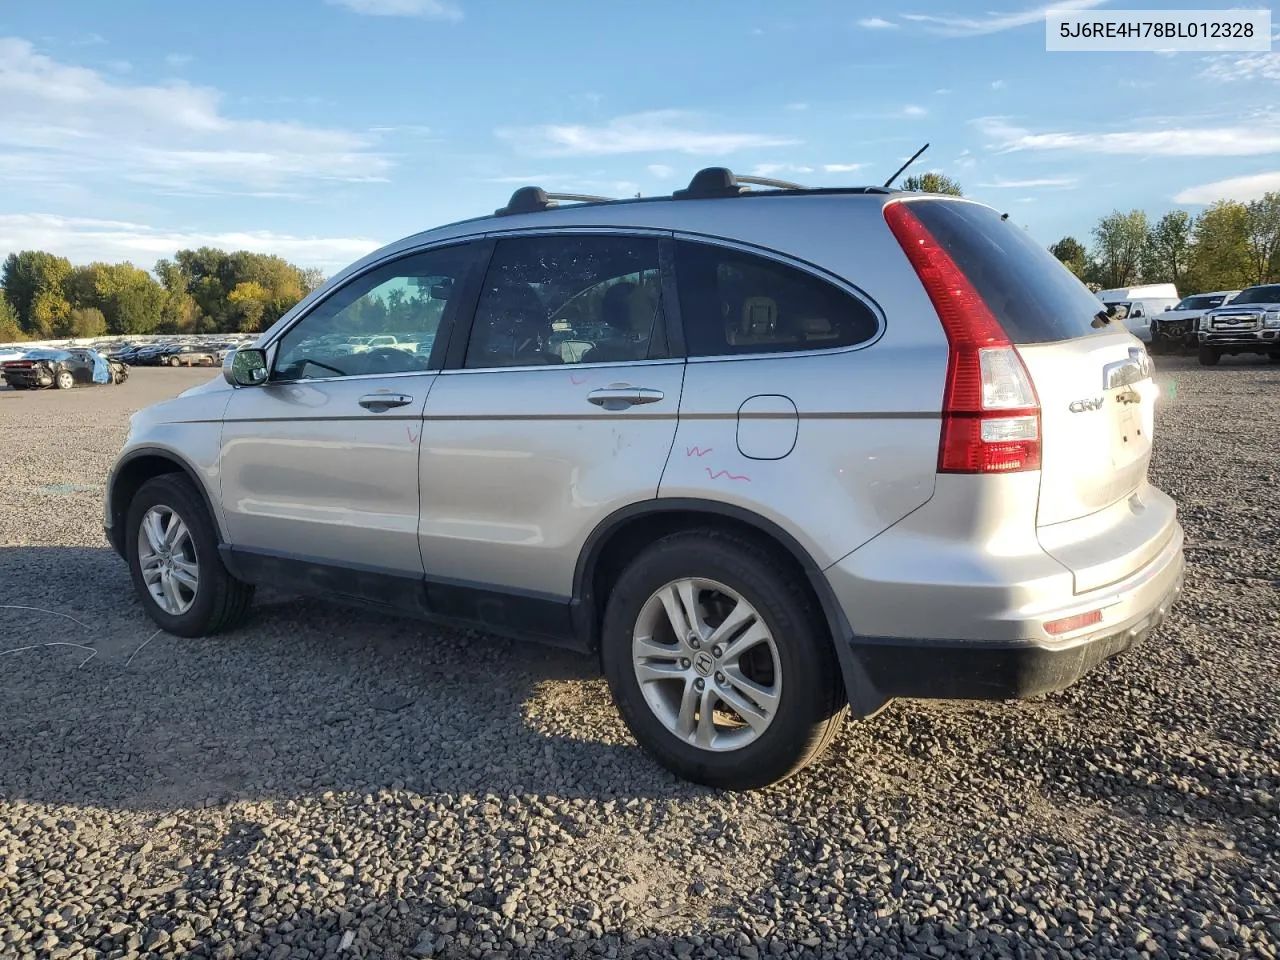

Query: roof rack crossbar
[495,186,618,217]
[544,192,614,204]
[734,174,808,191]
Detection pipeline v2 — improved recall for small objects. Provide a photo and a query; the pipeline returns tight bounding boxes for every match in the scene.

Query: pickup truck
[1197,283,1280,365]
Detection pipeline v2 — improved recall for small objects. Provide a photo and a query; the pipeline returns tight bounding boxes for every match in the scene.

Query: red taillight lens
[884,201,1042,474]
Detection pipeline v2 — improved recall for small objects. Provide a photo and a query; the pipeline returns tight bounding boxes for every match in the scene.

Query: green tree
[1049,236,1091,280]
[1243,192,1280,285]
[227,280,270,332]
[2,251,73,337]
[56,307,108,339]
[0,293,24,343]
[1186,201,1252,292]
[1144,210,1193,286]
[1091,210,1150,289]
[300,267,327,294]
[900,172,964,196]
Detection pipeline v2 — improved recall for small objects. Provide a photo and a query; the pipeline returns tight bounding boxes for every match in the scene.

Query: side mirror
[224,347,269,386]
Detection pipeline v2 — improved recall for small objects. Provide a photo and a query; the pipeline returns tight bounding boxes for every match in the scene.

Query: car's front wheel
[55,370,74,389]
[125,474,254,637]
[601,531,847,790]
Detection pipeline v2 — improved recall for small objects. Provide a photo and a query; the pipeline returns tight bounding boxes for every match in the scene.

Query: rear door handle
[587,386,665,410]
[358,393,414,411]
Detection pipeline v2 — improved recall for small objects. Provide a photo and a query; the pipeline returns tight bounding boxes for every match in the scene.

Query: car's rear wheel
[168,356,181,366]
[1198,346,1221,367]
[55,370,74,389]
[601,531,847,790]
[126,474,254,637]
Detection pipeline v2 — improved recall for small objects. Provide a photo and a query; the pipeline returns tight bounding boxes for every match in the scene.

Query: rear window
[907,200,1106,344]
[1231,284,1280,305]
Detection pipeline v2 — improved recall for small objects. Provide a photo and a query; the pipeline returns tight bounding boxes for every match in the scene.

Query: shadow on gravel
[0,546,698,812]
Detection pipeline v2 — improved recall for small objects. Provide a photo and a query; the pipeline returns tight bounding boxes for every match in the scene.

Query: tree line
[1051,194,1280,294]
[0,249,326,343]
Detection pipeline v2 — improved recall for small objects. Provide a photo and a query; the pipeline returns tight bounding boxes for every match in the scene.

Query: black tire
[1198,346,1221,367]
[54,369,75,390]
[601,530,847,790]
[125,474,254,637]
[169,356,181,366]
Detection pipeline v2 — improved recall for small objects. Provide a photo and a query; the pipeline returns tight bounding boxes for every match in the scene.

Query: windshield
[1230,285,1280,305]
[1176,295,1224,311]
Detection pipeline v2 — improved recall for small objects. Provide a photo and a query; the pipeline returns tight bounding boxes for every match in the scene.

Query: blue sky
[0,0,1276,273]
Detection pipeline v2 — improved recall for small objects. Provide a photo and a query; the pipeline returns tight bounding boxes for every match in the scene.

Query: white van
[1096,284,1181,343]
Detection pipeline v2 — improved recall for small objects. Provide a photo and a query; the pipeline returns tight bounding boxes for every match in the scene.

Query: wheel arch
[106,448,222,559]
[572,498,885,717]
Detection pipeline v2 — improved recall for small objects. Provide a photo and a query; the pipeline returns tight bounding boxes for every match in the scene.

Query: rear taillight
[884,201,1042,474]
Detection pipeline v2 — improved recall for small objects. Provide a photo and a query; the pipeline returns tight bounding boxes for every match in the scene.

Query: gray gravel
[1,359,1277,960]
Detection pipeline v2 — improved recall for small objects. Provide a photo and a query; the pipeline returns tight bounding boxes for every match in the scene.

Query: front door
[217,243,480,609]
[417,232,684,633]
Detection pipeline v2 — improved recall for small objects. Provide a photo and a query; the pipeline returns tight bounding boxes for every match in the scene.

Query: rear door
[909,200,1173,592]
[417,230,684,623]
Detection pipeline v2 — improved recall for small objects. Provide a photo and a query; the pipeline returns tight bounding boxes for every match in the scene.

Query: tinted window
[273,245,474,381]
[675,241,878,357]
[909,200,1106,344]
[1177,295,1224,311]
[1231,284,1280,305]
[465,234,666,369]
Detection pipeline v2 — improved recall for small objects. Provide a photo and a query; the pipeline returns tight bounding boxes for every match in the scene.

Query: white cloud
[0,213,380,271]
[977,176,1077,188]
[165,53,193,67]
[903,0,1108,37]
[975,116,1280,157]
[325,0,462,20]
[1201,52,1280,83]
[823,163,865,173]
[857,17,897,29]
[0,37,392,196]
[991,79,1007,90]
[786,102,810,111]
[935,88,952,95]
[647,163,675,178]
[1174,171,1280,204]
[497,110,800,158]
[106,59,132,74]
[70,33,105,46]
[903,104,927,117]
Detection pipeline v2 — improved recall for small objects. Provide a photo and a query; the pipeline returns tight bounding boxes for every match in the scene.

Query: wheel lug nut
[694,678,705,691]
[712,646,723,658]
[715,671,725,684]
[689,639,700,649]
[680,658,691,669]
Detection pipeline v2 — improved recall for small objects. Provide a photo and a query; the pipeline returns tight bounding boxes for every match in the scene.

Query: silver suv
[104,169,1185,789]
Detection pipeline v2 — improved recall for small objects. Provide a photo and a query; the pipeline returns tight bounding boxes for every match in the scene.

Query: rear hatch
[907,199,1171,594]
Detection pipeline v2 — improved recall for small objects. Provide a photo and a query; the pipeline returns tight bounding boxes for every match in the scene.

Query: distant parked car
[157,343,219,367]
[2,348,127,389]
[1149,290,1240,354]
[1197,283,1280,365]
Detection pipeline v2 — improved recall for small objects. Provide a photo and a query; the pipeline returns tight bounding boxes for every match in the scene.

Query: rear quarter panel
[658,201,947,568]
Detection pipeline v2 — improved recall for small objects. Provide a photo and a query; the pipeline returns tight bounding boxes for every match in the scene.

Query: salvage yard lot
[1,363,1277,960]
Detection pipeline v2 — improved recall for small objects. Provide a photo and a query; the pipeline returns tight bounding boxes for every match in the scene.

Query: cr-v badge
[1069,396,1105,413]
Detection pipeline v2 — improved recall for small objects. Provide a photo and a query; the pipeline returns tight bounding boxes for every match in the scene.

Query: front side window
[465,234,666,369]
[273,245,475,381]
[674,241,879,358]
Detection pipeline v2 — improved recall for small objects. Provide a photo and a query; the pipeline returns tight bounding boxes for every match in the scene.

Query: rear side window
[908,200,1105,344]
[674,241,879,357]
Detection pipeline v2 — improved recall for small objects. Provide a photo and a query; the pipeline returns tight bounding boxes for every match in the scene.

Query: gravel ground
[0,360,1277,960]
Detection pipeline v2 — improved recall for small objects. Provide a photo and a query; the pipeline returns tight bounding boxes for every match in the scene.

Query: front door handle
[587,385,665,410]
[358,393,414,411]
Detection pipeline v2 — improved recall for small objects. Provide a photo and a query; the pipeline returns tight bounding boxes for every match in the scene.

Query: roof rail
[673,166,812,200]
[495,186,615,217]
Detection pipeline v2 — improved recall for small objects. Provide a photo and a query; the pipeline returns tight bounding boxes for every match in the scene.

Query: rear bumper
[849,554,1183,701]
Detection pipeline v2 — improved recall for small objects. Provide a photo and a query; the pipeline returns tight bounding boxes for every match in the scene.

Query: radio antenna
[883,142,930,189]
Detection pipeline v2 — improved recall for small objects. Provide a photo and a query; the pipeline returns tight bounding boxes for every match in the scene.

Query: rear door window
[906,199,1107,344]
